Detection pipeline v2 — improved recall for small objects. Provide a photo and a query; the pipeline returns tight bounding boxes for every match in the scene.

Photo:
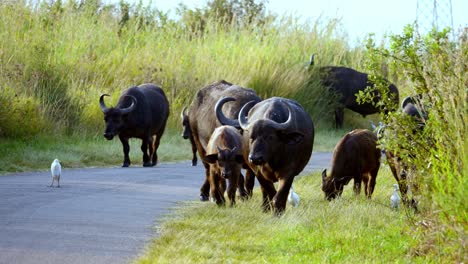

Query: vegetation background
[0,0,465,262]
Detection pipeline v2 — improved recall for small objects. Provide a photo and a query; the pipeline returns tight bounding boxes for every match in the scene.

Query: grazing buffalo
[205,126,245,206]
[181,80,261,201]
[219,97,314,215]
[309,55,399,128]
[100,83,169,167]
[322,129,381,200]
[401,95,428,125]
[385,95,428,211]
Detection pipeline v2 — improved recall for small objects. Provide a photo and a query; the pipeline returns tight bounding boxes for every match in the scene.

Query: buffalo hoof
[191,159,197,166]
[238,191,249,201]
[143,162,152,167]
[122,163,130,167]
[199,194,209,202]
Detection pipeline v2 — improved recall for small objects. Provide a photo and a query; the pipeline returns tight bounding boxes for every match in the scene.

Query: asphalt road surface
[0,152,332,264]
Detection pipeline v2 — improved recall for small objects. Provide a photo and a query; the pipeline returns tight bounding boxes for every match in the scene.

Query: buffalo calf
[322,129,381,200]
[205,126,245,206]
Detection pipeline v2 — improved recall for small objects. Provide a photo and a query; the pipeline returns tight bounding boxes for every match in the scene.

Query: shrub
[362,25,466,261]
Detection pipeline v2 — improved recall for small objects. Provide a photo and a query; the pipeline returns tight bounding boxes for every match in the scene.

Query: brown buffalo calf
[205,126,245,206]
[322,129,381,200]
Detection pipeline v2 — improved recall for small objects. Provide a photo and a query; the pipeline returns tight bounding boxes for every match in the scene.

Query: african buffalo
[384,95,428,211]
[219,97,314,215]
[322,129,381,200]
[100,83,169,167]
[401,95,428,125]
[205,126,245,206]
[181,80,261,201]
[309,56,399,128]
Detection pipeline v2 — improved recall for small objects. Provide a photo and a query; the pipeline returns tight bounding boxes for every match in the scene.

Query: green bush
[363,25,466,261]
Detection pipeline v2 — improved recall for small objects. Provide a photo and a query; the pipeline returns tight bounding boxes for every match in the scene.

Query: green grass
[137,168,425,263]
[0,127,356,175]
[0,128,193,175]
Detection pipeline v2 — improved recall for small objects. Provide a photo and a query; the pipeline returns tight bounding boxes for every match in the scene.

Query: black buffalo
[100,83,169,167]
[309,55,399,128]
[219,97,314,215]
[181,80,261,201]
[385,95,428,211]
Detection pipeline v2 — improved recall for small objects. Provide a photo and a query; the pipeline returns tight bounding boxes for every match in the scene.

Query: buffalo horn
[322,169,327,180]
[119,95,137,114]
[99,94,110,112]
[238,100,258,130]
[269,101,293,131]
[181,106,188,120]
[215,97,240,128]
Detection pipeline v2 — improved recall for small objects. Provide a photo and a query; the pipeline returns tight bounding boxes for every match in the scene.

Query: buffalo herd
[100,61,425,214]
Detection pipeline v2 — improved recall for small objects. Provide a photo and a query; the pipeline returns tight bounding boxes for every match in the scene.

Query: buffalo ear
[205,154,218,164]
[235,154,244,164]
[278,131,305,145]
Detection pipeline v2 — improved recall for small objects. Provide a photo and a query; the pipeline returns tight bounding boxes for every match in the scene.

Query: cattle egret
[50,159,61,188]
[288,186,300,207]
[390,184,401,210]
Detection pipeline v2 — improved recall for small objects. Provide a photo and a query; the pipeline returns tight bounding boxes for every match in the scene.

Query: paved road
[0,152,332,264]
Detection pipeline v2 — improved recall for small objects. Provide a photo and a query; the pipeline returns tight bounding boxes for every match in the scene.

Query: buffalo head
[321,169,347,200]
[100,94,137,140]
[239,101,305,166]
[205,146,244,179]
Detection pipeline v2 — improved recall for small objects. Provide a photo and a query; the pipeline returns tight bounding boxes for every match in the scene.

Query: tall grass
[0,1,362,138]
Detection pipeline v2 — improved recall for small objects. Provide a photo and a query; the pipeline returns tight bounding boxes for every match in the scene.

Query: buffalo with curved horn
[219,96,314,215]
[100,83,169,167]
[181,80,261,201]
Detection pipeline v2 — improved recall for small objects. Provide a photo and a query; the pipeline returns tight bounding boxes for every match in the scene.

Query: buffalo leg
[335,107,344,129]
[273,177,294,215]
[148,135,156,167]
[153,131,164,166]
[210,170,225,206]
[141,137,152,167]
[353,172,362,196]
[237,172,248,200]
[387,152,412,206]
[256,175,276,212]
[189,135,198,166]
[367,165,379,199]
[200,161,211,201]
[227,177,238,207]
[119,135,131,167]
[244,168,255,198]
